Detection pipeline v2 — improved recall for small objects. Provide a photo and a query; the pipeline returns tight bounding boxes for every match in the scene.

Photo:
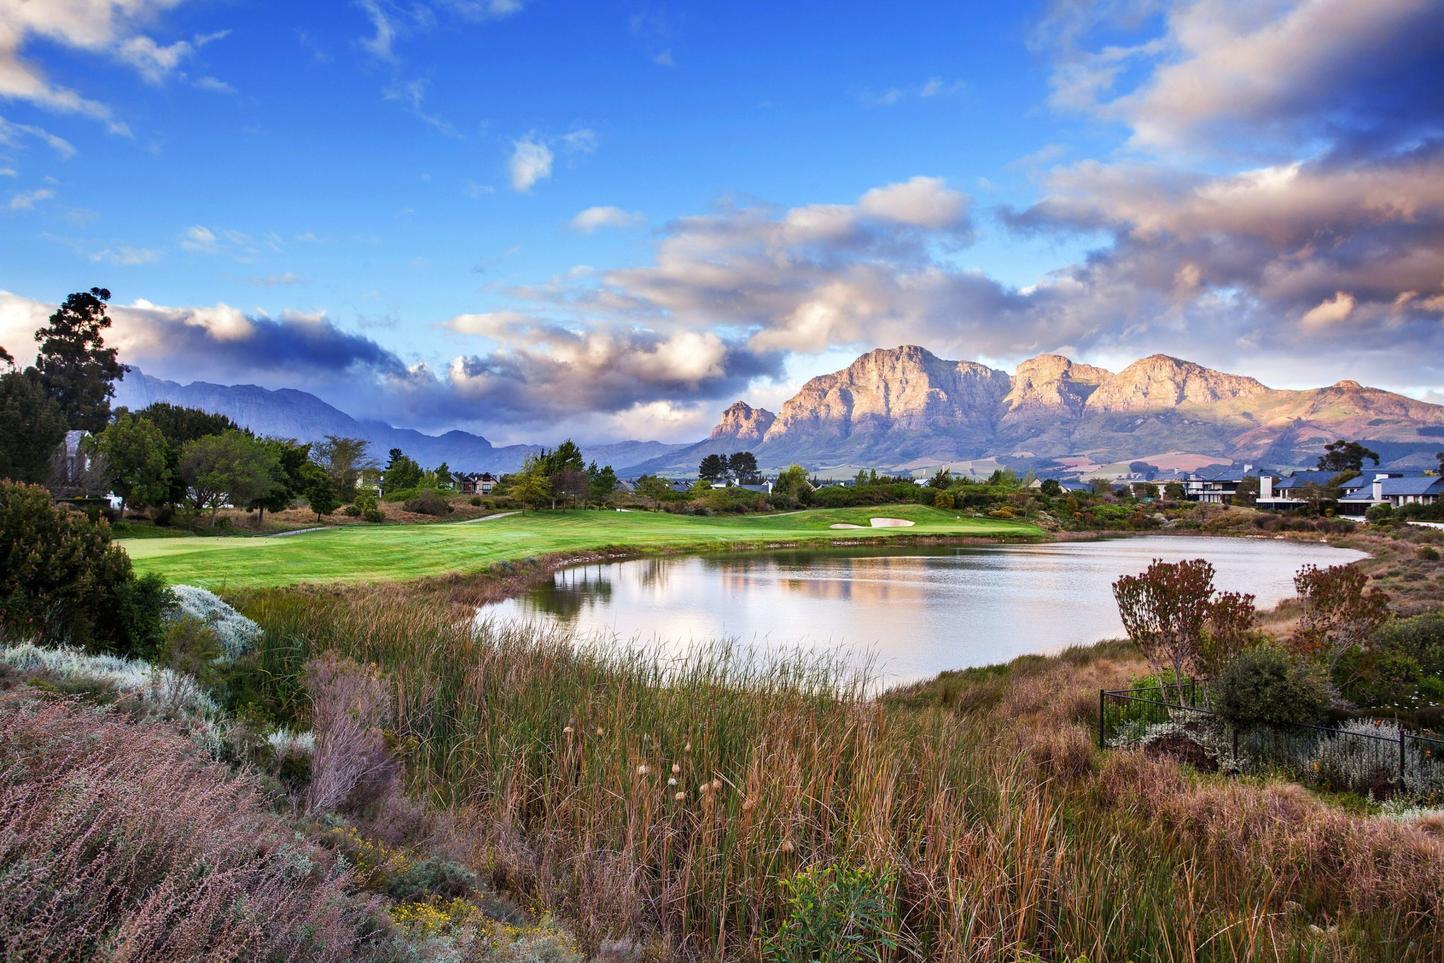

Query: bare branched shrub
[1292,563,1391,670]
[0,691,386,960]
[305,652,399,813]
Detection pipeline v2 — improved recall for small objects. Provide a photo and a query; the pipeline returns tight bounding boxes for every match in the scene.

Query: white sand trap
[829,522,865,529]
[868,517,915,528]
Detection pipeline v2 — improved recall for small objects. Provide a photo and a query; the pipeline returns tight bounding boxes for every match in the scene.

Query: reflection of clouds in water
[479,538,1366,685]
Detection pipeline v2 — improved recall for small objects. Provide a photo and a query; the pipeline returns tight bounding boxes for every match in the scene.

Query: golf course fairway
[119,506,1042,590]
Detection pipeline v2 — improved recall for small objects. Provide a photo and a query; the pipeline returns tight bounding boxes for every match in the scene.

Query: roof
[1274,470,1341,490]
[1340,476,1444,501]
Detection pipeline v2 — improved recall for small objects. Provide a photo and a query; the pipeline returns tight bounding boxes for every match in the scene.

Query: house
[456,472,498,495]
[1183,464,1268,505]
[1337,474,1444,517]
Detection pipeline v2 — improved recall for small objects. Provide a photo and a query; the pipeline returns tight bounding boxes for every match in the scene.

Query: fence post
[1099,690,1106,749]
[1400,727,1408,786]
[1232,724,1239,762]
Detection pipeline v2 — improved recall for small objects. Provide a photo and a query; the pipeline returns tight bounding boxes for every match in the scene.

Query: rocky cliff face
[692,346,1444,472]
[709,402,776,443]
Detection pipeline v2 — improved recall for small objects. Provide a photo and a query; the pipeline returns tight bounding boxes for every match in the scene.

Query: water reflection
[481,537,1366,685]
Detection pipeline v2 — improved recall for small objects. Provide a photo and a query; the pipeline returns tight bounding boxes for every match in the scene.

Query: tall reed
[236,587,1444,961]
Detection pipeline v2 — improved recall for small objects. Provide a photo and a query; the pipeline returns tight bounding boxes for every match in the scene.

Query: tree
[1436,451,1443,474]
[771,464,811,508]
[1233,475,1259,507]
[381,448,422,494]
[927,467,952,489]
[1113,558,1255,700]
[0,371,67,484]
[178,430,281,524]
[728,451,760,484]
[1,479,172,654]
[432,462,452,489]
[509,456,552,511]
[94,413,170,514]
[588,462,619,504]
[634,475,674,505]
[542,440,586,477]
[135,402,242,507]
[1164,481,1186,500]
[33,287,125,432]
[1291,563,1390,671]
[553,466,590,506]
[241,437,311,524]
[698,453,728,483]
[1317,439,1380,474]
[301,463,340,521]
[312,435,373,496]
[1039,478,1062,497]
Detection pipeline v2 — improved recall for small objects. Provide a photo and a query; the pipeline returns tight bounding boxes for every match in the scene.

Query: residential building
[1337,474,1444,516]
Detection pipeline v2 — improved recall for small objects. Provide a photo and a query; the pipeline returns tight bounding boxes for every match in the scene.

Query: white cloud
[570,205,645,233]
[90,245,160,265]
[356,0,398,61]
[1300,291,1356,328]
[857,176,968,229]
[653,49,675,67]
[8,187,55,210]
[117,35,194,84]
[508,135,553,192]
[0,116,77,159]
[179,224,217,252]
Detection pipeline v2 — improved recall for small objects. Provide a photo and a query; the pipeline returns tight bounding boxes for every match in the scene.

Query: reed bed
[235,587,1444,961]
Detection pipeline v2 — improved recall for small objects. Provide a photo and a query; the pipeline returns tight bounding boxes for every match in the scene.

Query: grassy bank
[118,505,1040,589]
[219,585,1444,961]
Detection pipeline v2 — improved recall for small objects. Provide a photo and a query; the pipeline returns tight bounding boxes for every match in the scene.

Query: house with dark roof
[456,472,498,495]
[1183,464,1267,505]
[1337,474,1444,516]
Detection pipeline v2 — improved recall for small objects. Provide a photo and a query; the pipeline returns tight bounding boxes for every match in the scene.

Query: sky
[0,0,1441,444]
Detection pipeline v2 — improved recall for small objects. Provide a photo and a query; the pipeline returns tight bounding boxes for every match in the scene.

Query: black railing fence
[1099,682,1444,800]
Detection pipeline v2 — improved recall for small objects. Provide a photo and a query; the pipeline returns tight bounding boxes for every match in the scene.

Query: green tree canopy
[0,371,67,485]
[509,455,552,511]
[588,463,619,503]
[312,435,372,495]
[33,287,125,432]
[94,413,171,513]
[728,451,760,484]
[698,453,728,482]
[771,464,811,508]
[1317,439,1381,473]
[178,430,281,524]
[301,462,340,520]
[382,448,423,494]
[249,438,311,523]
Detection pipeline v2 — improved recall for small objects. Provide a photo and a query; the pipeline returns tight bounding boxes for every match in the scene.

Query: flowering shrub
[169,583,263,660]
[1312,719,1403,796]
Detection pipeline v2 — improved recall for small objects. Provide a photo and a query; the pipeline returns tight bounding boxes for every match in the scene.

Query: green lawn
[120,506,1041,589]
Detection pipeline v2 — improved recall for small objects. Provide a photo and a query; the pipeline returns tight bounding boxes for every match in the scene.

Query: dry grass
[0,690,387,961]
[229,587,1444,961]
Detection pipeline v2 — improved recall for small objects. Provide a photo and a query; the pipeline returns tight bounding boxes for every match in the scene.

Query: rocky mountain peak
[1087,353,1270,412]
[709,401,776,442]
[1004,353,1112,417]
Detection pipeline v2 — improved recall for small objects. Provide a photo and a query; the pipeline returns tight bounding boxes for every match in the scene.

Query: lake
[477,536,1367,684]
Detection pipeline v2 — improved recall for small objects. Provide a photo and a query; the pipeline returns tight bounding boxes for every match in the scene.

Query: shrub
[1211,645,1330,727]
[306,653,399,813]
[0,642,217,719]
[343,504,362,517]
[1,480,174,655]
[469,495,483,506]
[1419,546,1441,562]
[403,489,453,516]
[0,691,387,960]
[1312,719,1403,796]
[170,584,263,660]
[363,508,386,524]
[765,863,899,963]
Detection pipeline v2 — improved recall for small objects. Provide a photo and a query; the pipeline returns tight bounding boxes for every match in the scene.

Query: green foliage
[699,452,728,482]
[179,430,281,524]
[1338,612,1444,709]
[382,448,423,495]
[0,480,173,654]
[587,462,618,503]
[765,863,899,963]
[94,413,171,512]
[927,467,951,489]
[251,437,311,520]
[695,486,769,514]
[301,463,340,519]
[312,435,372,493]
[0,370,67,484]
[1039,478,1062,497]
[508,456,553,510]
[729,451,760,483]
[157,613,225,690]
[770,464,811,509]
[932,488,955,509]
[1211,644,1330,727]
[32,287,124,432]
[363,508,386,523]
[1317,439,1381,473]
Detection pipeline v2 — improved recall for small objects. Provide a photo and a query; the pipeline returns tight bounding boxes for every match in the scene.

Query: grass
[118,505,1041,589]
[220,586,1444,961]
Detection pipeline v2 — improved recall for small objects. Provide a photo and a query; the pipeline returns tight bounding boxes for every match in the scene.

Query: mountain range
[115,347,1444,476]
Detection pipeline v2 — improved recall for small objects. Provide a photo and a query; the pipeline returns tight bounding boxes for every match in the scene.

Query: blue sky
[2,0,1441,443]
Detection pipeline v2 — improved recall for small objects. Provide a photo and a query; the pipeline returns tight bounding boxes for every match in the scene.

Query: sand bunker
[828,517,916,530]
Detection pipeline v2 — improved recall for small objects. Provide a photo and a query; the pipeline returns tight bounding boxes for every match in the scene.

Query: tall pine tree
[34,287,125,432]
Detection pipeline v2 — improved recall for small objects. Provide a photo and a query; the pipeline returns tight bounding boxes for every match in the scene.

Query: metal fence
[1099,682,1444,800]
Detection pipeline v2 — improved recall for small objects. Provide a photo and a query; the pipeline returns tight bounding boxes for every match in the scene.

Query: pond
[477,536,1367,685]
